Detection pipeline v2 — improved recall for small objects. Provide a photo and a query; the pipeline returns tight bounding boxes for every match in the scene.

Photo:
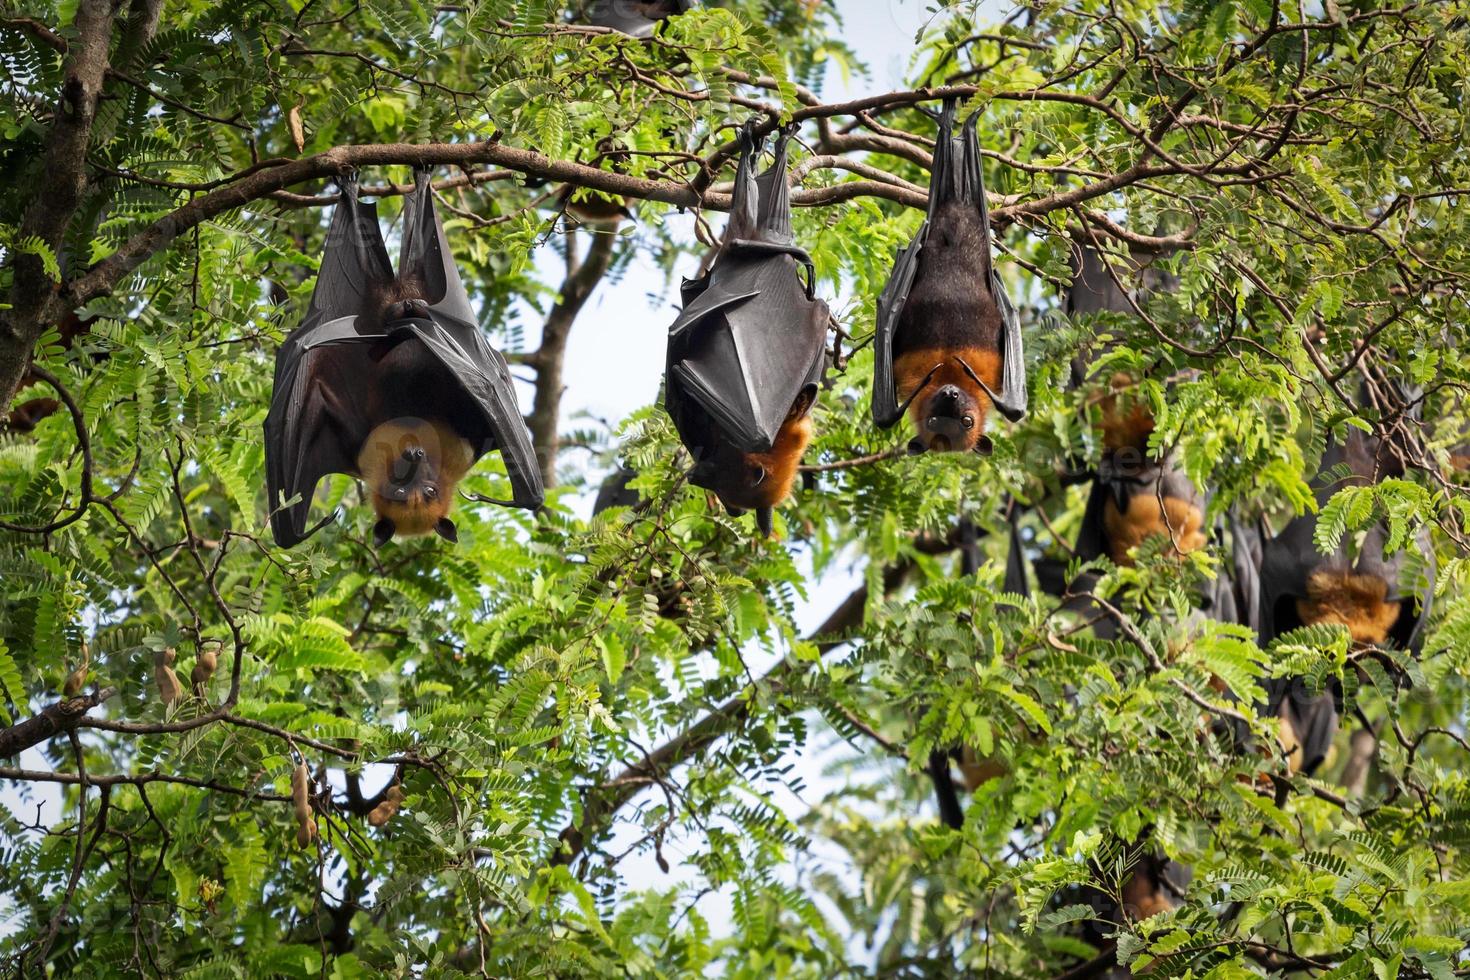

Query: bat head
[687,390,814,536]
[909,383,991,455]
[358,418,474,547]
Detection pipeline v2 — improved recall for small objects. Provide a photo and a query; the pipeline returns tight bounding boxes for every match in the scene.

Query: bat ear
[907,438,928,456]
[372,518,396,548]
[973,434,994,456]
[725,504,747,517]
[789,386,817,420]
[756,507,774,537]
[434,517,458,543]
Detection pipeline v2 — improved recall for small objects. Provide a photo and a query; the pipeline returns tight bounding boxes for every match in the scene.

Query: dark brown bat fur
[890,200,1004,453]
[360,274,430,335]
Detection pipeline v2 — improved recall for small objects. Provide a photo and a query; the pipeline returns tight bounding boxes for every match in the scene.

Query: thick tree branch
[0,687,117,760]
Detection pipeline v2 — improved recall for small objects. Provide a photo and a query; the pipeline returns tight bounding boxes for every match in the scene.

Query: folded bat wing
[666,126,828,455]
[873,100,1027,429]
[396,168,544,509]
[409,318,545,511]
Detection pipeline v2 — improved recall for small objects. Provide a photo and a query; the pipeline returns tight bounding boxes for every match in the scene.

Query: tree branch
[0,687,117,760]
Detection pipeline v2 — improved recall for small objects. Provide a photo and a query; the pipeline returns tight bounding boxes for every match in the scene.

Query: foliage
[1,0,1469,977]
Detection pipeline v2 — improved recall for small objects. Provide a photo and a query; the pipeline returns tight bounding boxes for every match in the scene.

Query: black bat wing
[1268,675,1341,775]
[300,175,394,332]
[264,328,383,547]
[265,179,396,547]
[398,169,479,329]
[871,229,925,429]
[405,318,545,510]
[666,126,828,454]
[387,171,543,510]
[873,100,1026,429]
[593,466,640,514]
[1065,243,1132,318]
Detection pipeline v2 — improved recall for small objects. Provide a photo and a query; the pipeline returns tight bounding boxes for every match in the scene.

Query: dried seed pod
[287,104,305,153]
[154,647,182,705]
[191,642,219,695]
[367,784,404,828]
[296,819,318,847]
[291,763,311,822]
[63,640,90,697]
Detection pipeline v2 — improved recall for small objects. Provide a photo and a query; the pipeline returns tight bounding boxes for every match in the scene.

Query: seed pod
[367,784,405,828]
[287,104,305,153]
[154,647,182,705]
[296,819,318,847]
[291,763,311,822]
[191,643,219,695]
[64,640,92,697]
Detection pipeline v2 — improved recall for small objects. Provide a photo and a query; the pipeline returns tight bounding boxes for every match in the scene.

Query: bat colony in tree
[262,95,1432,861]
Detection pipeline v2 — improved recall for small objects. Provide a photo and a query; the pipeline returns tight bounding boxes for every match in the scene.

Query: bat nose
[936,385,962,408]
[402,447,425,462]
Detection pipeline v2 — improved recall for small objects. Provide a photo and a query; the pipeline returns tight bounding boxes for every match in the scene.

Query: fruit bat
[1257,425,1434,774]
[1051,245,1212,638]
[264,170,543,548]
[583,0,695,37]
[872,99,1027,455]
[928,514,1028,829]
[664,124,829,536]
[1068,244,1205,563]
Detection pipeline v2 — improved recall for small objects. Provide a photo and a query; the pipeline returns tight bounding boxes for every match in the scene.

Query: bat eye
[962,416,974,429]
[424,486,438,499]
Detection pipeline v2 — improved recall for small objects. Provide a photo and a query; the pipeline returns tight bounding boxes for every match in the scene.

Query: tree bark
[0,0,116,415]
[0,688,117,760]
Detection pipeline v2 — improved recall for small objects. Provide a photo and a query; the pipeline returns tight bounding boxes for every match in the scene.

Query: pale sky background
[2,0,994,956]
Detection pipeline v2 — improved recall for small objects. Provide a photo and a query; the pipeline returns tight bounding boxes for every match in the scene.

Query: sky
[2,0,975,952]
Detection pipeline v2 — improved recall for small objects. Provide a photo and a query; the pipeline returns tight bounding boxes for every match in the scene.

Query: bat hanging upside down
[890,199,1005,455]
[665,123,829,536]
[264,171,543,549]
[872,99,1026,450]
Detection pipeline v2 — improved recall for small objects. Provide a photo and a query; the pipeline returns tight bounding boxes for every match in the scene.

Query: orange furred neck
[1101,493,1206,566]
[1296,571,1402,645]
[744,411,813,510]
[892,346,1002,453]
